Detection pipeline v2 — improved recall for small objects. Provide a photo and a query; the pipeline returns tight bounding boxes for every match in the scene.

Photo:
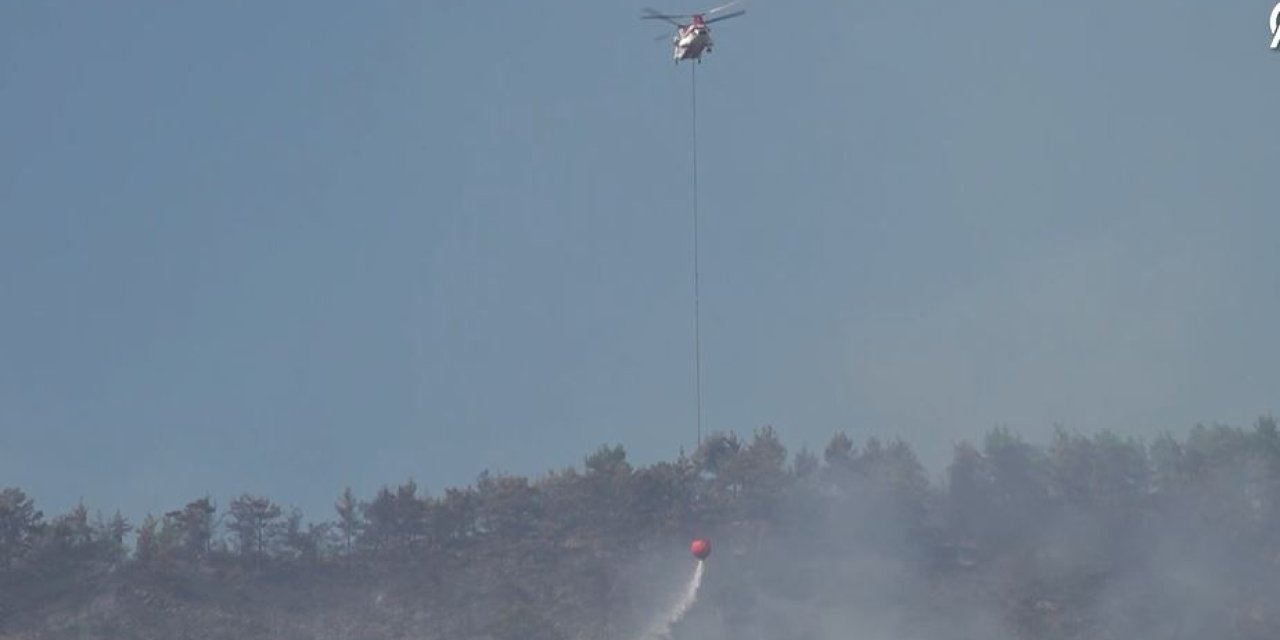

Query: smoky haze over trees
[3,420,1280,639]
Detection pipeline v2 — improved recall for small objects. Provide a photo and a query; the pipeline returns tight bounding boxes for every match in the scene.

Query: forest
[3,419,1280,640]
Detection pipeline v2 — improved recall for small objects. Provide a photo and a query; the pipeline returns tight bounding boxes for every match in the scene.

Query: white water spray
[641,560,705,640]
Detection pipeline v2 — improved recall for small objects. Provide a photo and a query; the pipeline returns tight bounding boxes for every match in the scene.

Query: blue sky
[2,0,1278,522]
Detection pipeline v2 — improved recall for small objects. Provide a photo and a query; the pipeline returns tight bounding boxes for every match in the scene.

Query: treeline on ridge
[3,418,1280,638]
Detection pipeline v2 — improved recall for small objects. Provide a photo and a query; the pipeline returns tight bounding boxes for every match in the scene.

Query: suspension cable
[691,62,703,448]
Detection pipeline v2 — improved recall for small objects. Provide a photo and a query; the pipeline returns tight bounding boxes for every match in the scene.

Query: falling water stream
[641,560,705,640]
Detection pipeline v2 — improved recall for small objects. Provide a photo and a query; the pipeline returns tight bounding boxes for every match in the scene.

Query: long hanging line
[691,62,703,448]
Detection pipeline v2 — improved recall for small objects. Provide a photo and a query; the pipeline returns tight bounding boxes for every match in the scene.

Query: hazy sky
[3,0,1278,522]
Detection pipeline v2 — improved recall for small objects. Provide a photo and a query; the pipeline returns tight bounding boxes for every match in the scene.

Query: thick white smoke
[640,560,705,640]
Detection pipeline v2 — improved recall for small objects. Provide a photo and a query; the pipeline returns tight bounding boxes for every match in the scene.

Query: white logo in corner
[1271,2,1280,49]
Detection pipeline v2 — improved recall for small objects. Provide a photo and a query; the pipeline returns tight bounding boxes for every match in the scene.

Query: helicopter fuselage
[673,25,712,62]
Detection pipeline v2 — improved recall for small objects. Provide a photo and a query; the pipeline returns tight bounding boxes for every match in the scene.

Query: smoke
[608,426,1280,640]
[641,491,1019,640]
[640,560,705,640]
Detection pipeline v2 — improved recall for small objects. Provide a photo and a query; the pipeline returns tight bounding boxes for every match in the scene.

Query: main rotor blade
[703,9,745,24]
[641,7,685,26]
[704,0,743,15]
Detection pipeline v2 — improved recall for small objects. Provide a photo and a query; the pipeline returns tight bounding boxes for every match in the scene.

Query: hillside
[4,420,1280,640]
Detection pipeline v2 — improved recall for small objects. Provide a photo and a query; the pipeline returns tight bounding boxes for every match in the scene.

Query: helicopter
[642,1,746,64]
